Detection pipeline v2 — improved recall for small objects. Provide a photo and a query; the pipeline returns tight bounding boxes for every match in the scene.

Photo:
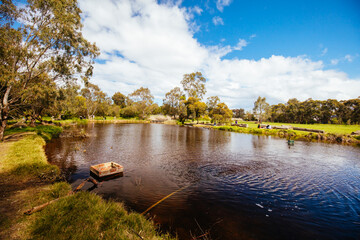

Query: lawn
[238,121,360,135]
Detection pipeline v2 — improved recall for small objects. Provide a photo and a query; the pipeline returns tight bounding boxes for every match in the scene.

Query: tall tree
[212,102,233,124]
[0,0,99,140]
[81,83,107,118]
[206,96,220,118]
[163,87,184,118]
[181,72,206,99]
[253,96,269,123]
[128,87,154,119]
[232,108,245,119]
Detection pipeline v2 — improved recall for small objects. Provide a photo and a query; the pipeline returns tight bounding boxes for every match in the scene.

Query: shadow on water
[46,124,360,240]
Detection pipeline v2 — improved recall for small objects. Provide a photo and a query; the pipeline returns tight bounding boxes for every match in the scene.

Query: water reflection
[46,124,360,240]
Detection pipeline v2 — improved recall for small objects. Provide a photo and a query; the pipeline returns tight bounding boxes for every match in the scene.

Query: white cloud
[80,0,360,109]
[321,47,328,56]
[233,39,248,51]
[249,34,256,39]
[212,16,224,26]
[331,59,339,65]
[216,0,232,12]
[192,6,202,15]
[330,54,357,66]
[344,54,353,62]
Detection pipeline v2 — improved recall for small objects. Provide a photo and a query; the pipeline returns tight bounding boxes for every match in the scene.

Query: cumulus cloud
[212,16,224,26]
[216,0,232,12]
[79,0,360,109]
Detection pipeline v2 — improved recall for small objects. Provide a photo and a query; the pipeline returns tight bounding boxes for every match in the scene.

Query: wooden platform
[90,162,124,178]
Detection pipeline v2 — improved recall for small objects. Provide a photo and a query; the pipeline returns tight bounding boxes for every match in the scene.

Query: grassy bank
[31,191,174,240]
[4,125,63,141]
[0,134,60,181]
[238,121,360,135]
[213,123,360,145]
[0,127,174,240]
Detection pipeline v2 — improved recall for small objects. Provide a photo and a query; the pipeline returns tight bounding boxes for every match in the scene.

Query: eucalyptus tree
[206,96,220,118]
[212,102,233,124]
[181,72,206,99]
[0,0,99,140]
[81,83,108,118]
[163,86,184,118]
[128,87,154,119]
[253,96,269,123]
[112,92,126,108]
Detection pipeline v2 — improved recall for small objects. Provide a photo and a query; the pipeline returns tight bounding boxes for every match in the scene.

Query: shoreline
[57,119,360,146]
[0,128,175,240]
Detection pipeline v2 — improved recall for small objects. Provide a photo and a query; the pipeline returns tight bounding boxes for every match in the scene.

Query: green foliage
[253,96,270,123]
[0,0,99,140]
[181,72,206,99]
[128,87,155,119]
[112,92,126,108]
[269,98,360,125]
[29,191,175,240]
[211,102,233,124]
[163,87,184,117]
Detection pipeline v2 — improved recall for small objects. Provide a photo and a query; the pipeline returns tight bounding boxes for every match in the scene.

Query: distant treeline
[232,97,360,125]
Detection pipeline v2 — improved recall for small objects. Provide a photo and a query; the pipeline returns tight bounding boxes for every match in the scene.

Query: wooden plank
[293,127,324,133]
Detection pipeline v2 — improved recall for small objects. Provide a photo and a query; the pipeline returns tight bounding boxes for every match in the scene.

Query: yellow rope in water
[141,185,190,215]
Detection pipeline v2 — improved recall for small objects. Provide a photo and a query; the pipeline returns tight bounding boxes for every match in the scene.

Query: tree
[206,96,220,118]
[21,73,57,125]
[232,108,245,119]
[112,92,126,108]
[163,87,184,118]
[212,102,233,124]
[253,96,269,123]
[81,83,107,118]
[181,72,206,99]
[0,0,99,140]
[128,87,154,119]
[193,101,207,123]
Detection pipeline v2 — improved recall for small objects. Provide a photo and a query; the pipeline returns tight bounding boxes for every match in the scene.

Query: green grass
[215,124,360,145]
[1,124,175,240]
[236,121,360,135]
[5,125,63,141]
[0,134,60,181]
[29,191,175,240]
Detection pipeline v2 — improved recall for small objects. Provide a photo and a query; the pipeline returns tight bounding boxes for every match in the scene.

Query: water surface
[46,124,360,239]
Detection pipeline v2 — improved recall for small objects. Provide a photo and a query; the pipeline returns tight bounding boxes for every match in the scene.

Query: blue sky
[182,0,360,78]
[78,0,360,109]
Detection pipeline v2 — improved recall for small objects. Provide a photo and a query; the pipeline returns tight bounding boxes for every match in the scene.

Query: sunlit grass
[0,134,59,180]
[237,121,360,135]
[29,191,175,240]
[4,125,63,141]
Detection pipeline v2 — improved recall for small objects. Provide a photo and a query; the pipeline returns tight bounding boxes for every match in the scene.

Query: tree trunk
[0,86,12,141]
[0,119,7,141]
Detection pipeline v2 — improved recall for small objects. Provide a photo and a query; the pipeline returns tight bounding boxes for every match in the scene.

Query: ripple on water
[46,124,360,240]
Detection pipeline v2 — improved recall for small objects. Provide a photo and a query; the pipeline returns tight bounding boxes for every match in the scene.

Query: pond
[45,123,360,239]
